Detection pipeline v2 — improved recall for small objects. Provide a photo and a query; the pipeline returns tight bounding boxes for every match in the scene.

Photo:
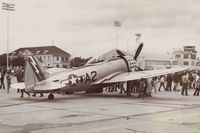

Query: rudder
[25,56,48,88]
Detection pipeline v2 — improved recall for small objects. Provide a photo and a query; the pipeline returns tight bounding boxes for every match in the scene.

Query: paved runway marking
[125,128,153,133]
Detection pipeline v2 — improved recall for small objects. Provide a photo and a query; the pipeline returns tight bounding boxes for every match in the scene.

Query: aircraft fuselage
[48,58,129,92]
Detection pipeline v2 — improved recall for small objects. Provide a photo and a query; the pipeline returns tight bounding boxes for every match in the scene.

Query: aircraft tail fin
[25,56,48,88]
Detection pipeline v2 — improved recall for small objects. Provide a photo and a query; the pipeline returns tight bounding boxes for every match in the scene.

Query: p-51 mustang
[11,43,187,99]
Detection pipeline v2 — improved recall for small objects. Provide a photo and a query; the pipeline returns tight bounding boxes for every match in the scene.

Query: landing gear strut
[48,93,54,100]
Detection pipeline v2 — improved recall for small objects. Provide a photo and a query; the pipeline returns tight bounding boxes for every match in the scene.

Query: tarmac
[0,78,200,133]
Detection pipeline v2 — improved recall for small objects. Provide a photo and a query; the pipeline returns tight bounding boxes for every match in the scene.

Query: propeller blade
[116,49,126,56]
[134,42,143,60]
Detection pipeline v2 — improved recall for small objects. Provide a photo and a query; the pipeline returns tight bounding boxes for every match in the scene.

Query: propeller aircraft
[11,43,187,99]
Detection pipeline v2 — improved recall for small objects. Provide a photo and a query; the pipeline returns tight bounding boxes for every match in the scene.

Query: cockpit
[86,49,128,65]
[86,56,107,65]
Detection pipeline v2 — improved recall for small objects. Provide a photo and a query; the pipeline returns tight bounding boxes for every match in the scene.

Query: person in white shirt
[158,76,166,91]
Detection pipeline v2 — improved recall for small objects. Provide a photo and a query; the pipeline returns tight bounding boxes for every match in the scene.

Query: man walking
[166,74,173,91]
[181,73,188,96]
[158,76,166,91]
[6,72,12,93]
[0,70,5,89]
[193,78,200,96]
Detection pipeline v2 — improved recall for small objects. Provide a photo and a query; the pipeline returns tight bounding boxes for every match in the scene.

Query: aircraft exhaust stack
[134,42,143,61]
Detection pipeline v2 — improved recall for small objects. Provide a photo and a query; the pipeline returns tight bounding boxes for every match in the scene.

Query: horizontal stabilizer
[47,68,69,75]
[34,81,65,91]
[11,82,25,89]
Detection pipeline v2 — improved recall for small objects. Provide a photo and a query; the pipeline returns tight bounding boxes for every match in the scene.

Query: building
[138,52,172,70]
[137,46,199,70]
[9,46,71,68]
[173,46,198,66]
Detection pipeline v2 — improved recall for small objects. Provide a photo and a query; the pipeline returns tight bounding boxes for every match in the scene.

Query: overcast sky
[0,0,200,57]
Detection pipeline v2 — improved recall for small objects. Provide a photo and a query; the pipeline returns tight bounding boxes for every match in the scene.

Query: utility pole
[2,3,15,71]
[126,38,129,52]
[114,20,121,49]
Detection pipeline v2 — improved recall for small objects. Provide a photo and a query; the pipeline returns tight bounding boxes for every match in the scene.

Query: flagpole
[7,10,9,71]
[116,26,118,48]
[2,3,15,71]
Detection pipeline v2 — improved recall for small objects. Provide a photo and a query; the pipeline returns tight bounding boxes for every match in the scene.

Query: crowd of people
[0,68,12,93]
[0,66,45,98]
[103,70,200,98]
[0,66,25,95]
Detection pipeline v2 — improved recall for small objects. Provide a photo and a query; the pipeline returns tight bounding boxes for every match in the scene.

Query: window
[61,57,64,61]
[175,54,180,58]
[191,54,196,59]
[183,61,189,65]
[184,54,189,59]
[57,56,59,61]
[43,56,46,61]
[48,56,50,61]
[191,61,195,65]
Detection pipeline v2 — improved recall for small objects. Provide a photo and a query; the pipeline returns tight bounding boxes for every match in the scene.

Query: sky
[0,0,200,58]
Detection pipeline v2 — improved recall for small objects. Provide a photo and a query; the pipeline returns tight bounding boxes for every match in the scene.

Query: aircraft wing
[101,67,188,84]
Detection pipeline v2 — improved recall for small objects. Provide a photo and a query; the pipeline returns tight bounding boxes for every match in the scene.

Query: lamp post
[2,3,15,71]
[135,33,141,52]
[135,33,141,44]
[114,20,121,49]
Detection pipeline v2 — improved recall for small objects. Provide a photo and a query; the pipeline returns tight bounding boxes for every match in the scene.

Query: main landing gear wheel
[48,93,54,100]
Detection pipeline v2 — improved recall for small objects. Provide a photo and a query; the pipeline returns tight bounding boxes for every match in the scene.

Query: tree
[0,54,7,67]
[70,57,91,67]
[10,56,26,67]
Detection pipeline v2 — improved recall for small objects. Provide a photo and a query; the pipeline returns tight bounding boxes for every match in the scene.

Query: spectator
[0,70,5,89]
[146,78,153,97]
[158,76,166,91]
[173,72,181,91]
[6,72,12,93]
[166,74,173,91]
[11,68,15,75]
[126,81,133,96]
[188,73,194,89]
[181,73,189,96]
[119,82,126,94]
[134,80,140,93]
[193,78,200,96]
[16,69,24,93]
[151,77,158,93]
[137,78,146,99]
[131,80,137,93]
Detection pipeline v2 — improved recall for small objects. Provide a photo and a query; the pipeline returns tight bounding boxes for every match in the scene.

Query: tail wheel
[48,93,54,100]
